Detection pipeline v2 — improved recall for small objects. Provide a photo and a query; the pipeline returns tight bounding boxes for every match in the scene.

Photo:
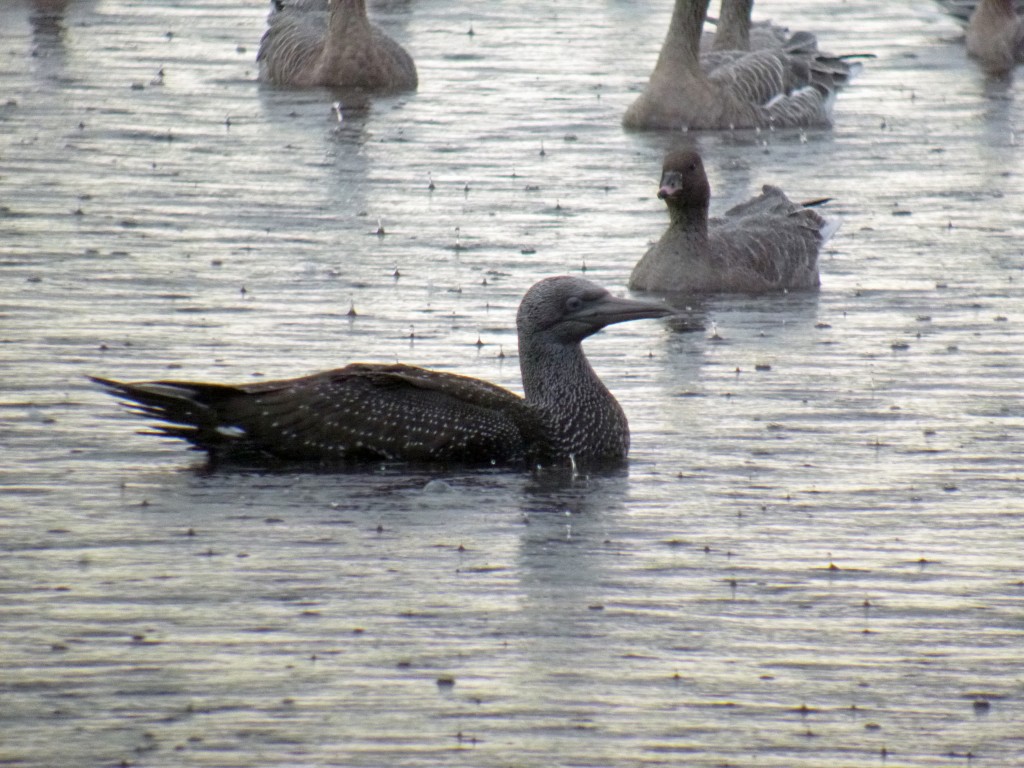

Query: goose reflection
[27,0,69,59]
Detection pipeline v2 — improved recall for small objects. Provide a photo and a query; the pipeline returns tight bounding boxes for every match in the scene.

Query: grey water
[1,0,1023,765]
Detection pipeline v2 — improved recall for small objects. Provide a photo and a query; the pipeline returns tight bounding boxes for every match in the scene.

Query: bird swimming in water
[628,149,838,294]
[258,0,417,92]
[700,0,861,94]
[932,0,1024,74]
[965,0,1024,74]
[623,0,847,130]
[90,277,670,469]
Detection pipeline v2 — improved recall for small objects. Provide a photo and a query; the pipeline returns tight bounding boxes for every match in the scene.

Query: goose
[629,149,838,294]
[934,0,1024,24]
[702,0,860,93]
[623,0,838,130]
[258,0,417,92]
[965,0,1024,73]
[703,0,790,55]
[91,277,670,469]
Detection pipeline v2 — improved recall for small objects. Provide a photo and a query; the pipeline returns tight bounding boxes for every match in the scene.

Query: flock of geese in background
[90,0,1023,470]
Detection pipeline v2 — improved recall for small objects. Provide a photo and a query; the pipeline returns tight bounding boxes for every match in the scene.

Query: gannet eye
[565,296,584,313]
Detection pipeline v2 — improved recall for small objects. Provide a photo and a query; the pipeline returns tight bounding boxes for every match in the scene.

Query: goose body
[624,0,843,130]
[258,0,417,92]
[965,0,1024,73]
[702,0,791,53]
[701,0,859,93]
[91,277,669,469]
[629,150,837,294]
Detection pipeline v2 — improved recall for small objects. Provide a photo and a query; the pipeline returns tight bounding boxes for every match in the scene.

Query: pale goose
[629,149,838,294]
[623,0,836,130]
[965,0,1024,74]
[702,0,860,94]
[258,0,417,92]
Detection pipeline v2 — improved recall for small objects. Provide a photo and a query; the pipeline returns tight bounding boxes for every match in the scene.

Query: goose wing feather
[710,185,826,289]
[707,49,807,107]
[703,49,833,128]
[258,8,326,86]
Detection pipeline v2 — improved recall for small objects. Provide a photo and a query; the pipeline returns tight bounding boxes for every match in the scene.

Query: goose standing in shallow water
[258,0,417,91]
[629,150,838,294]
[623,0,840,130]
[91,277,670,469]
[965,0,1024,74]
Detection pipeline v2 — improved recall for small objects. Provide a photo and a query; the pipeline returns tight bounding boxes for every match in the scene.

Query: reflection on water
[1,0,1023,766]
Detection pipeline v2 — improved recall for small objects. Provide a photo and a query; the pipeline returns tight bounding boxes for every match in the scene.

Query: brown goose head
[657,149,711,210]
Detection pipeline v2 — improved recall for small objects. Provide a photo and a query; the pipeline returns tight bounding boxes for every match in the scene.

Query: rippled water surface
[2,0,1023,765]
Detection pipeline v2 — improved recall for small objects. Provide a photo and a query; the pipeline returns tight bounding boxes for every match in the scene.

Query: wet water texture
[2,0,1024,765]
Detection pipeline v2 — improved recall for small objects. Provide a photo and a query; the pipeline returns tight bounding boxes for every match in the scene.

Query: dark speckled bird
[629,149,838,294]
[91,277,670,469]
